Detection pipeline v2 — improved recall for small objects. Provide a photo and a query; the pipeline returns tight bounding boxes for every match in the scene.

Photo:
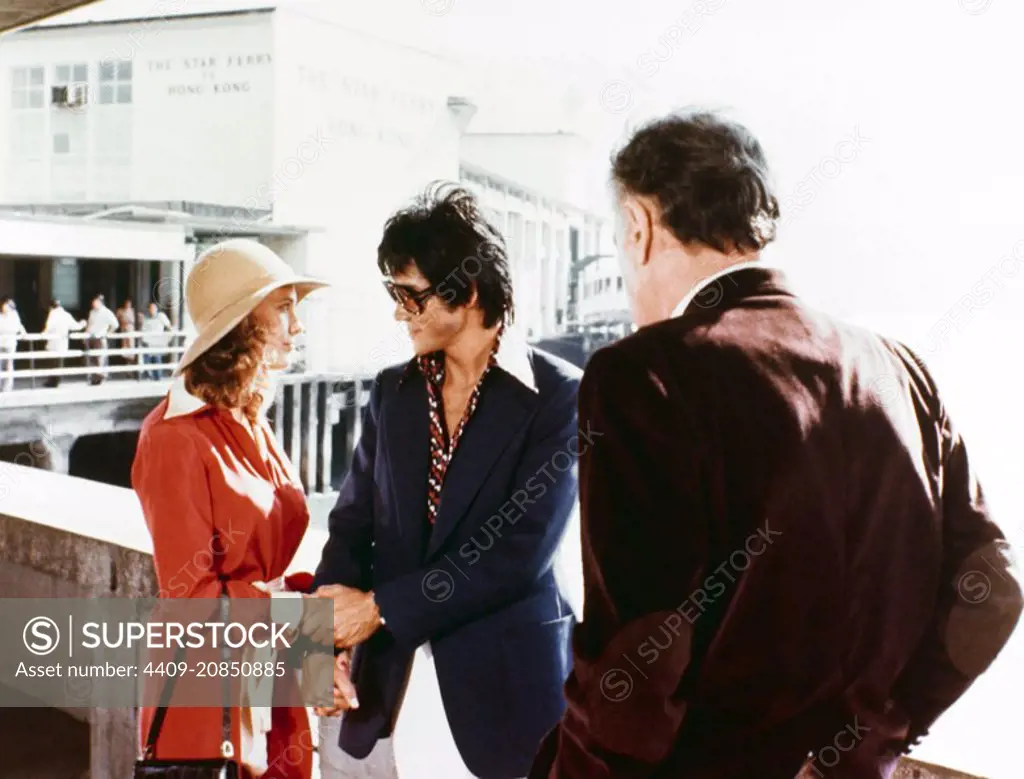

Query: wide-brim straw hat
[173,238,330,376]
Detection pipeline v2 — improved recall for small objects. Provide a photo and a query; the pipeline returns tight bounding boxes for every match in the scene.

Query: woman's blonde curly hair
[183,313,271,424]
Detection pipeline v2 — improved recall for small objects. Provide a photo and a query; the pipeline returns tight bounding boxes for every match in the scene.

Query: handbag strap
[142,585,234,760]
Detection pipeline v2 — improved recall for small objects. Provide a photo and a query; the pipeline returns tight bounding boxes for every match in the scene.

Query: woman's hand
[313,649,358,717]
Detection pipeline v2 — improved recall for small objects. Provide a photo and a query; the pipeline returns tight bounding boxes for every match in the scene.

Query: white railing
[1,331,188,386]
[0,336,374,497]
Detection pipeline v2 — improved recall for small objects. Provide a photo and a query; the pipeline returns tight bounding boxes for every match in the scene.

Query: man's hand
[295,594,333,647]
[314,584,383,649]
[313,650,358,717]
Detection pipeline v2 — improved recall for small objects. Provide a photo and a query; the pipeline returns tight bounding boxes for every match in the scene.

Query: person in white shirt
[0,297,27,392]
[85,293,119,385]
[116,297,138,372]
[42,299,87,387]
[139,301,173,380]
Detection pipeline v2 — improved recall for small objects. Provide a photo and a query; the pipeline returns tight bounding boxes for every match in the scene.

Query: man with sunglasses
[312,183,584,779]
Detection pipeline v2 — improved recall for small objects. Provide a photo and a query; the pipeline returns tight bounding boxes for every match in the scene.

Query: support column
[158,259,185,331]
[39,434,76,474]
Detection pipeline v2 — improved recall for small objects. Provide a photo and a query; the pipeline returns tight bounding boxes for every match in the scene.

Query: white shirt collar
[670,260,765,319]
[492,326,538,393]
[163,373,276,420]
[163,374,208,420]
[400,324,538,394]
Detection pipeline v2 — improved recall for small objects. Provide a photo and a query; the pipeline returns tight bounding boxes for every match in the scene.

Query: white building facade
[460,131,620,332]
[459,162,611,339]
[0,2,614,372]
[576,252,630,326]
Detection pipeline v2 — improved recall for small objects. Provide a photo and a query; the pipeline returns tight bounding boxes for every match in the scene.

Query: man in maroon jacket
[530,110,1022,779]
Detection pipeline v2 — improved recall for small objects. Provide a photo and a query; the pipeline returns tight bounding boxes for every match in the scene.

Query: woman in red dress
[131,239,329,778]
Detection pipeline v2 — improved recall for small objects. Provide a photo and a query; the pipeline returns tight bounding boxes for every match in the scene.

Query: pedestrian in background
[0,296,26,391]
[85,293,118,385]
[139,301,172,380]
[42,299,85,388]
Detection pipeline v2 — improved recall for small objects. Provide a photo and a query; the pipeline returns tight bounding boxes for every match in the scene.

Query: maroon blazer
[531,267,1022,779]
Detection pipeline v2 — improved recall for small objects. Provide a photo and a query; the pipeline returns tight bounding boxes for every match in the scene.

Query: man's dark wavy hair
[377,182,514,329]
[612,109,780,254]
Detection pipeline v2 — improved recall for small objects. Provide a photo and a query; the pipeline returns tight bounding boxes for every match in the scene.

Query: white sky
[28,2,1024,775]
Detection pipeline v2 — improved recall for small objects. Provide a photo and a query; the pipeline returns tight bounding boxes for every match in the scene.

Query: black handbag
[134,595,239,779]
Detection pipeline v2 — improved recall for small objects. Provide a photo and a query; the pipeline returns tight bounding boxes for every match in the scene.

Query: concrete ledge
[0,462,152,554]
[0,462,328,777]
[0,461,329,578]
[0,380,170,411]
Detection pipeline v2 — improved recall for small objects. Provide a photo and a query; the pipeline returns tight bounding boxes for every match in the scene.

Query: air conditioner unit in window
[51,84,89,108]
[67,83,89,107]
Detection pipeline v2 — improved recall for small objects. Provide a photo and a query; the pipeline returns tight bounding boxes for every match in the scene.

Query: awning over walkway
[0,212,192,261]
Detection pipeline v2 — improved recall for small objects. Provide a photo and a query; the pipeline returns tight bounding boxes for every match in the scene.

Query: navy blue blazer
[313,346,583,779]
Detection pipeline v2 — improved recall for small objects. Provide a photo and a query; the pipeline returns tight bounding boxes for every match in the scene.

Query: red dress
[131,388,313,779]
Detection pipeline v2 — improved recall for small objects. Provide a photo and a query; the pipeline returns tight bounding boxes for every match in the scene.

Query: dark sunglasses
[383,280,438,315]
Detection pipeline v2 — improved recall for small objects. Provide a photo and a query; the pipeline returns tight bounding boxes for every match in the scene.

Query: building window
[99,60,132,104]
[53,132,70,154]
[55,63,88,86]
[617,277,623,291]
[11,66,44,109]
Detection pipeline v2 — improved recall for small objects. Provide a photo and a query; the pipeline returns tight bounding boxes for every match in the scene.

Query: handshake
[297,583,384,651]
[304,583,379,718]
[257,577,380,718]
